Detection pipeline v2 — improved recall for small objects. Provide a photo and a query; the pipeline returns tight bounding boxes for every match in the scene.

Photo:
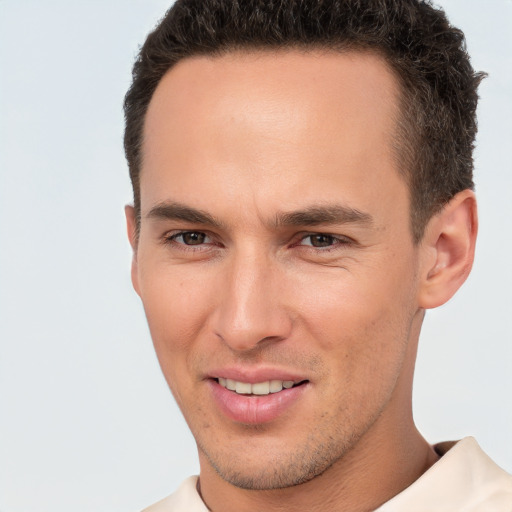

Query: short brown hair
[124,0,485,242]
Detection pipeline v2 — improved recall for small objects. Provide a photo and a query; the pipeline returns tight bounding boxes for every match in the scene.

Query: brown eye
[175,232,208,245]
[305,234,337,247]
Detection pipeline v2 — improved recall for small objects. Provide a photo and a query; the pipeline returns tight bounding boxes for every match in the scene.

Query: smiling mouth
[215,378,308,396]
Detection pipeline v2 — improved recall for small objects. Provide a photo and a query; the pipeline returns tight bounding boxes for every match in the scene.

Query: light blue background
[0,1,511,510]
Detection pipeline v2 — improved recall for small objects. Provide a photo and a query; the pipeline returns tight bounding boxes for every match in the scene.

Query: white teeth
[235,381,252,394]
[252,381,270,395]
[218,378,299,395]
[269,380,283,393]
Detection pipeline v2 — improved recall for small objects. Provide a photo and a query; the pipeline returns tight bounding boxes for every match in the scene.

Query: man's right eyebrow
[145,202,225,228]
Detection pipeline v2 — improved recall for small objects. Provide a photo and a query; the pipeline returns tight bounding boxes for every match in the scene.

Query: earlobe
[417,190,478,309]
[125,205,141,296]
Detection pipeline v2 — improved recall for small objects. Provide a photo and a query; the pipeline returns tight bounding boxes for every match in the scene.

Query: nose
[212,250,293,352]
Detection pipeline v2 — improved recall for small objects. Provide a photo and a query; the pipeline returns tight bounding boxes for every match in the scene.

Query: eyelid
[162,229,220,251]
[161,229,354,252]
[295,232,354,247]
[169,230,212,243]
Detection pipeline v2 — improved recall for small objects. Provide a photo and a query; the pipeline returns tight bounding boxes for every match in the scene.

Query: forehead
[141,50,405,225]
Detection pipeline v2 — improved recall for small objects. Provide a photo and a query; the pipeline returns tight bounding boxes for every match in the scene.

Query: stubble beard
[195,407,382,491]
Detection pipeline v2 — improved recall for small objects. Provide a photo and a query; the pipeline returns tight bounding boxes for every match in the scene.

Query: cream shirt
[142,437,512,511]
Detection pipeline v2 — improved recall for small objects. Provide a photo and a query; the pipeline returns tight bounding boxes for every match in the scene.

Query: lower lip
[208,380,308,424]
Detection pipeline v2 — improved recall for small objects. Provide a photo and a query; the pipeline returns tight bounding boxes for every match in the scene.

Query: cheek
[294,270,400,332]
[138,262,215,356]
[137,267,216,411]
[292,260,416,371]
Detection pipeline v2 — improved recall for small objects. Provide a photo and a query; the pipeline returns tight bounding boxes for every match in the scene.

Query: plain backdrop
[0,1,511,511]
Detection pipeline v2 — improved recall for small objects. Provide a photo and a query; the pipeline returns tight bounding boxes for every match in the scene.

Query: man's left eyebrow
[273,205,373,228]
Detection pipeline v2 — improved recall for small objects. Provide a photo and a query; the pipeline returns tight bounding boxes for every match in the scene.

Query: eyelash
[163,231,353,253]
[292,233,352,251]
[164,231,218,252]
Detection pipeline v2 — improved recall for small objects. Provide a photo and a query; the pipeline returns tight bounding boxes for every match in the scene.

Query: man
[123,0,512,510]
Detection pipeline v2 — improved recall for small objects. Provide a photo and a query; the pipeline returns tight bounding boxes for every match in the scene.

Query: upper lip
[207,366,309,384]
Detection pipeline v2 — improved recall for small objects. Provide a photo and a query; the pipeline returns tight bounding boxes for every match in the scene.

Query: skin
[127,50,477,512]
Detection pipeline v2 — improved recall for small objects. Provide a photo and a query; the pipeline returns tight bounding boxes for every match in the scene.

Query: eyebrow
[146,201,372,229]
[274,205,373,228]
[146,202,225,228]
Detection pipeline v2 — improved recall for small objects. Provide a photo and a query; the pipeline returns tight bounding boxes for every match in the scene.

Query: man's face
[130,50,425,489]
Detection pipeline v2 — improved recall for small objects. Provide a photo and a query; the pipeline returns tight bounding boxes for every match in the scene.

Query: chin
[198,427,360,491]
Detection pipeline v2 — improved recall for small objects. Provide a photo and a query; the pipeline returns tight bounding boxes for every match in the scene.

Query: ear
[417,190,478,309]
[125,205,141,297]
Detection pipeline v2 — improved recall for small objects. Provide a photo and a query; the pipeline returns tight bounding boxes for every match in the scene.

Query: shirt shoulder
[377,437,512,511]
[141,476,208,512]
